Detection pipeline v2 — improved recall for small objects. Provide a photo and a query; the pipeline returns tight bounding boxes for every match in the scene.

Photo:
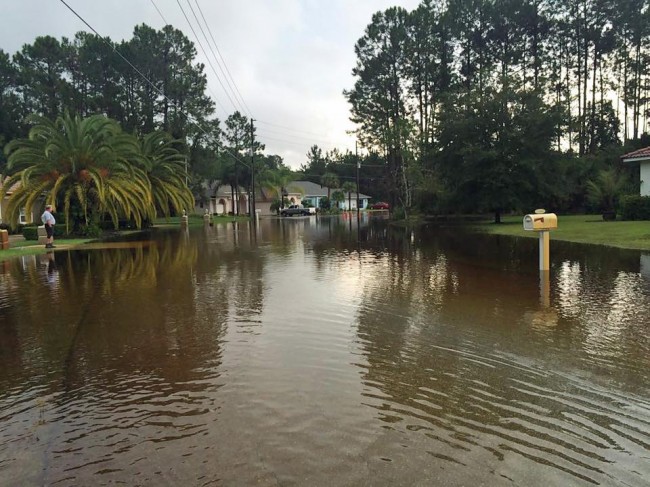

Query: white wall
[641,161,650,196]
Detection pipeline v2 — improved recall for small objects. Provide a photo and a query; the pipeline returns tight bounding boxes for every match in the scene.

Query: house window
[19,208,27,224]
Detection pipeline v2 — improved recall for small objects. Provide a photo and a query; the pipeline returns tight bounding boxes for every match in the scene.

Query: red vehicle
[370,202,390,210]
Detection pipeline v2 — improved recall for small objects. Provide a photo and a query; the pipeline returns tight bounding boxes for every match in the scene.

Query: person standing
[41,204,56,249]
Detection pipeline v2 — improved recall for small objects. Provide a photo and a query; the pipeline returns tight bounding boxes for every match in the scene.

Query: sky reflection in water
[0,216,649,486]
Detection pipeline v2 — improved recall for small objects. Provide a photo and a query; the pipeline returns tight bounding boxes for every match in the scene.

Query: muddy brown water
[1,215,650,486]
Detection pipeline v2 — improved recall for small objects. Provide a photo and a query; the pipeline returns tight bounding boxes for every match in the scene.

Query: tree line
[344,0,650,220]
[2,6,649,223]
[0,24,293,216]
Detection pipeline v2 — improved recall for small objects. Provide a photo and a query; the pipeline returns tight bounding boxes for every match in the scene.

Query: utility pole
[250,118,256,217]
[234,155,239,216]
[356,141,360,219]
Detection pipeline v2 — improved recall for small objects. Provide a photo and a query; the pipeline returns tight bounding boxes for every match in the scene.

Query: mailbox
[0,229,9,250]
[523,212,557,231]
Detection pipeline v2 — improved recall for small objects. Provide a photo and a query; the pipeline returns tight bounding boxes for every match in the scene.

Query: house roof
[622,146,650,162]
[209,180,372,200]
[1,178,19,195]
[291,180,371,199]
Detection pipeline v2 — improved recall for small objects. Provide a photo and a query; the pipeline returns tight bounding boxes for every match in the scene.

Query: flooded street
[1,215,650,486]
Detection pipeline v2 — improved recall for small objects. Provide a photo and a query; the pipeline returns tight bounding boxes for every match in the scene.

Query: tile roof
[292,180,371,199]
[211,180,372,200]
[622,146,650,161]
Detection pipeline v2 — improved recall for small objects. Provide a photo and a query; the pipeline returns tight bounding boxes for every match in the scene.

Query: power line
[254,129,334,145]
[149,2,357,166]
[257,126,337,145]
[193,0,253,118]
[186,0,245,115]
[149,0,169,24]
[58,0,251,170]
[150,0,230,117]
[256,119,334,138]
[174,0,239,115]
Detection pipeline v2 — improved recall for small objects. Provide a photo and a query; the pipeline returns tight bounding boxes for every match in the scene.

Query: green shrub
[319,197,331,211]
[391,206,406,220]
[619,195,650,220]
[22,226,38,240]
[79,223,102,238]
[22,224,68,240]
[0,223,25,235]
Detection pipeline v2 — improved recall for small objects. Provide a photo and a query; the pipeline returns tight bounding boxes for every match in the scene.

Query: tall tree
[2,114,153,231]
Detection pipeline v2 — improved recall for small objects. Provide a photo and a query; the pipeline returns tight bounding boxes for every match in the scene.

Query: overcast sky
[0,0,422,168]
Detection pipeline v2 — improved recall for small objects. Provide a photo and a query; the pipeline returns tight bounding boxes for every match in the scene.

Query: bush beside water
[619,195,650,220]
[22,225,67,241]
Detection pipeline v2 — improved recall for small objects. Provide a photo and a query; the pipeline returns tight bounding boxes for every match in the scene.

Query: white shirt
[41,210,56,226]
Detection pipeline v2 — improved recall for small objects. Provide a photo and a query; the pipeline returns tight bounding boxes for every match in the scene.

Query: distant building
[622,146,650,196]
[0,180,39,225]
[291,180,370,210]
[196,180,372,216]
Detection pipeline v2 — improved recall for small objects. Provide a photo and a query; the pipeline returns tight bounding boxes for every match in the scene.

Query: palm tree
[320,172,339,200]
[342,181,356,210]
[331,190,345,210]
[586,168,629,220]
[139,131,194,219]
[2,113,152,232]
[259,166,298,210]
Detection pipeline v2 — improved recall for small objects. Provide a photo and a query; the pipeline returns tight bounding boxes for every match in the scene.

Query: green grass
[154,214,251,227]
[0,238,93,262]
[473,214,650,250]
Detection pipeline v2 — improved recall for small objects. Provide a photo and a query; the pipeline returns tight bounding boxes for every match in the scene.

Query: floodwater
[1,215,650,486]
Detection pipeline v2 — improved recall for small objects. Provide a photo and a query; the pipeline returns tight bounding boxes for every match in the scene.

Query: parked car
[370,202,390,210]
[280,205,315,217]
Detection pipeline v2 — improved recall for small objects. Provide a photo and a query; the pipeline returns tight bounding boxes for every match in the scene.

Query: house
[197,184,251,216]
[0,180,39,225]
[622,146,650,196]
[198,183,292,216]
[195,179,372,216]
[291,180,370,211]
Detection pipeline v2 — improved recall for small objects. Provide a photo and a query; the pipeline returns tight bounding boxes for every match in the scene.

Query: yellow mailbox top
[523,212,558,231]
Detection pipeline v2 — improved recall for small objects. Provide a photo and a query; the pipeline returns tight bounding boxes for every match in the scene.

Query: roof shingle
[622,146,650,161]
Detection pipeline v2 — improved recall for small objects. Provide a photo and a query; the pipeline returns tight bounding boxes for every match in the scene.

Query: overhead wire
[58,0,252,170]
[193,0,253,118]
[183,0,358,155]
[186,0,245,116]
[173,0,239,115]
[256,119,335,138]
[257,126,338,145]
[67,0,361,170]
[149,0,339,166]
[159,0,355,161]
[149,0,169,24]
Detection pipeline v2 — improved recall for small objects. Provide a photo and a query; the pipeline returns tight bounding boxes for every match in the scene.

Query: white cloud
[1,0,421,169]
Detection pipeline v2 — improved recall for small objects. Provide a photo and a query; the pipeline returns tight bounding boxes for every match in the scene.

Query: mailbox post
[523,209,558,271]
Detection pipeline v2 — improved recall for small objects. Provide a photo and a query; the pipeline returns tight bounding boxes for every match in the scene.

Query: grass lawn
[0,238,93,263]
[154,214,251,227]
[473,214,650,250]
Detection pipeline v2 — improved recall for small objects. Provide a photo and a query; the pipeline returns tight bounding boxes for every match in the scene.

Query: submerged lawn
[1,215,252,262]
[154,214,251,227]
[474,214,650,250]
[0,239,92,262]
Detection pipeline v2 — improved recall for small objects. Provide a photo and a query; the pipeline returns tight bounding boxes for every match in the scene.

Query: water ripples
[354,329,650,485]
[2,223,650,485]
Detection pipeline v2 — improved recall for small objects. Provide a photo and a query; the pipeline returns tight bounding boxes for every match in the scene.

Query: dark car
[280,204,315,217]
[370,202,390,210]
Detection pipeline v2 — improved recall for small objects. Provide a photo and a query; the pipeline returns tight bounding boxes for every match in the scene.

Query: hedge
[22,225,67,241]
[619,195,650,220]
[0,223,24,235]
